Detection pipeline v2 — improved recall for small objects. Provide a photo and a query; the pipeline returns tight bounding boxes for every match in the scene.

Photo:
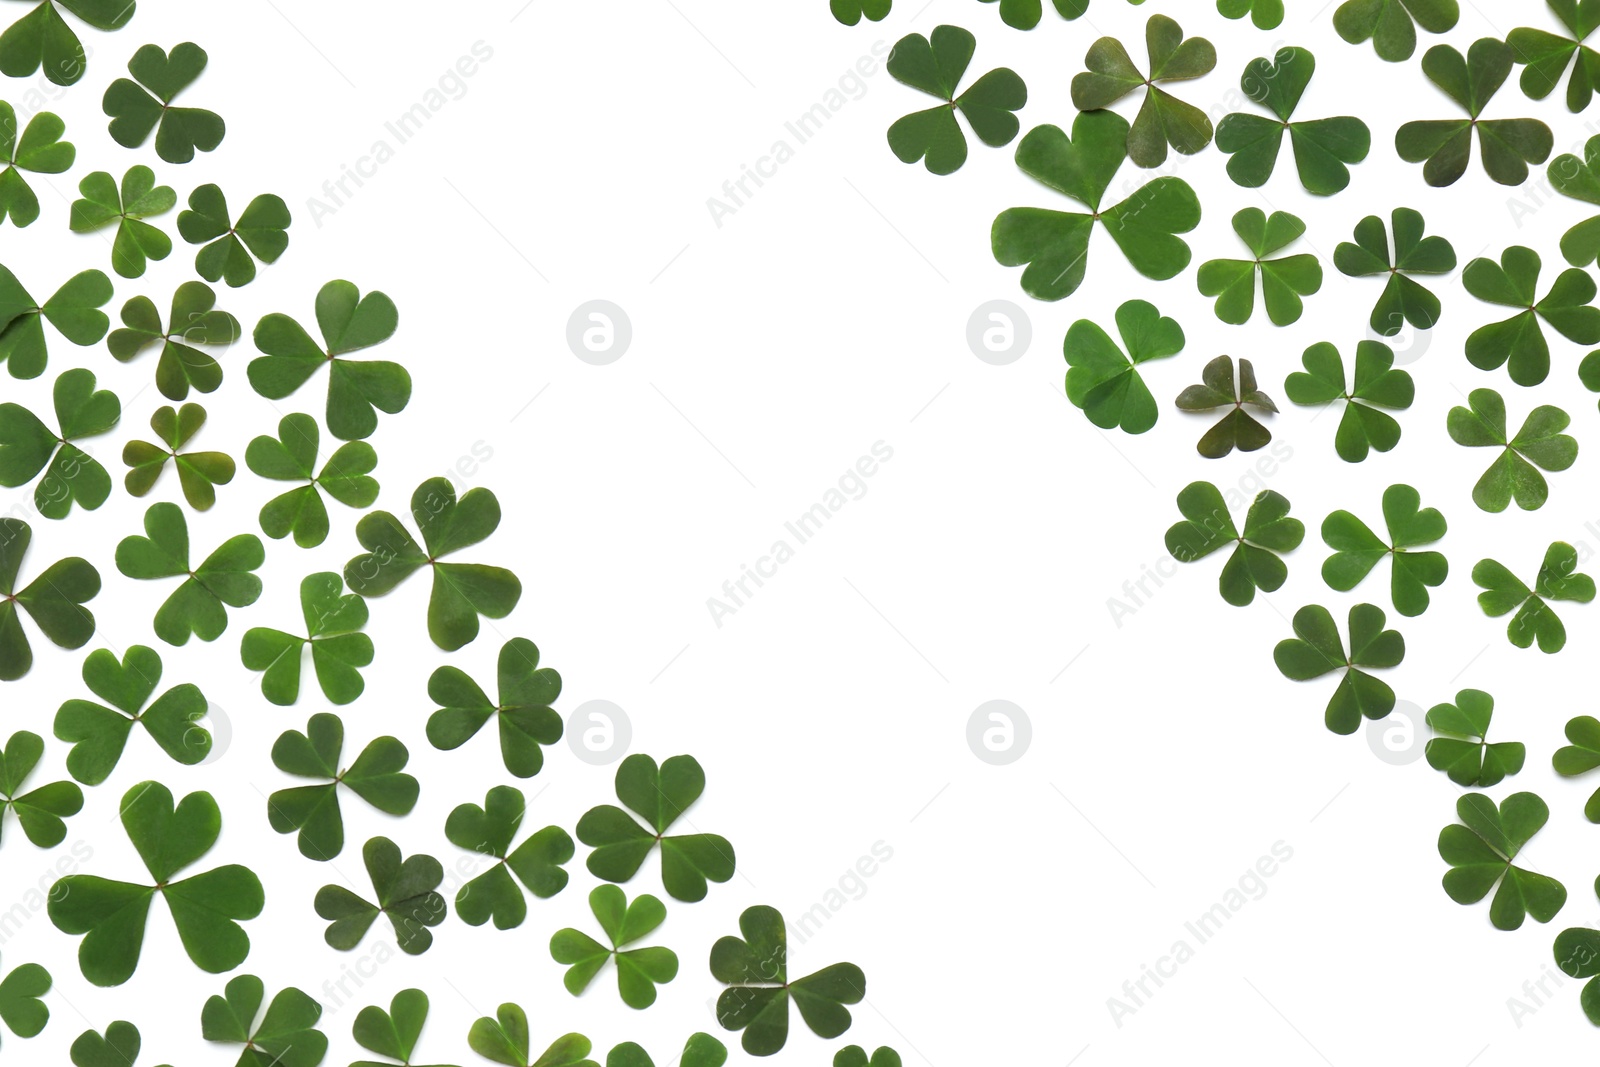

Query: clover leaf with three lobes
[607,1034,727,1067]
[427,637,561,777]
[0,263,113,380]
[107,281,240,401]
[246,412,379,549]
[1197,209,1322,326]
[1320,485,1447,617]
[975,0,1093,31]
[1548,137,1600,268]
[886,26,1025,176]
[468,1004,594,1067]
[1396,39,1553,187]
[115,503,264,645]
[550,885,679,1009]
[711,904,865,1057]
[1273,603,1404,734]
[178,184,291,288]
[1439,792,1565,931]
[447,784,573,928]
[1215,48,1369,196]
[1284,341,1413,463]
[123,403,235,511]
[201,975,327,1067]
[69,1021,166,1067]
[1163,481,1304,607]
[1446,389,1577,512]
[1553,906,1600,1026]
[577,754,735,904]
[315,836,446,955]
[991,109,1200,301]
[0,102,72,227]
[1473,541,1594,653]
[1333,209,1457,336]
[1509,2,1600,112]
[47,780,264,986]
[830,0,889,26]
[1070,14,1215,169]
[1335,0,1458,62]
[0,367,119,517]
[1554,716,1600,821]
[1462,245,1600,387]
[70,167,175,278]
[0,952,48,1049]
[349,989,456,1067]
[344,479,521,651]
[0,0,132,85]
[103,42,225,164]
[267,713,418,861]
[52,644,211,785]
[1425,690,1524,788]
[242,571,374,706]
[0,730,81,847]
[0,517,99,681]
[1062,299,1182,434]
[1174,356,1277,458]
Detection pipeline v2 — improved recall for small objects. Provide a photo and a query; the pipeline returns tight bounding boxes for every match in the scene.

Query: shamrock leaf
[1548,138,1600,267]
[1554,715,1600,821]
[1216,0,1282,29]
[711,904,865,1057]
[122,403,234,511]
[0,953,48,1047]
[1215,48,1369,195]
[1174,356,1277,458]
[550,885,679,1009]
[315,836,446,955]
[106,282,240,400]
[0,0,132,85]
[830,0,889,26]
[1320,484,1447,617]
[241,571,374,705]
[1509,2,1600,112]
[177,184,290,288]
[1395,40,1553,187]
[1334,0,1459,62]
[103,42,225,164]
[467,1004,594,1067]
[1163,481,1304,606]
[0,367,120,517]
[886,26,1025,175]
[343,479,521,651]
[605,1035,727,1067]
[245,412,378,548]
[1473,541,1594,653]
[48,780,264,986]
[69,167,175,277]
[351,989,458,1067]
[975,0,1095,30]
[1552,917,1600,1025]
[1283,341,1413,462]
[0,265,113,380]
[70,1020,165,1067]
[1439,792,1565,931]
[427,638,561,776]
[990,109,1201,301]
[0,517,98,681]
[1273,603,1404,734]
[267,713,417,862]
[1425,690,1524,787]
[201,974,327,1067]
[53,644,210,785]
[1070,14,1216,168]
[1462,246,1600,386]
[1062,298,1183,434]
[0,103,72,227]
[1197,208,1322,326]
[250,279,408,440]
[1333,208,1456,336]
[1446,390,1577,512]
[0,730,81,847]
[446,785,573,928]
[577,753,736,903]
[115,502,264,645]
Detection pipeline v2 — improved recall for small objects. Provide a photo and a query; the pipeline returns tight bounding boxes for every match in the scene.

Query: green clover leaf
[69,1020,166,1067]
[1553,716,1600,821]
[886,25,1025,175]
[446,784,573,928]
[315,836,446,955]
[103,42,225,164]
[1395,39,1553,187]
[1462,245,1600,386]
[1472,541,1594,653]
[1508,1,1600,112]
[0,103,72,227]
[0,0,132,85]
[1552,913,1600,1025]
[1547,137,1600,267]
[0,367,120,517]
[830,0,890,25]
[106,281,240,400]
[426,637,561,777]
[69,167,175,277]
[1319,484,1447,617]
[122,403,234,511]
[114,502,264,645]
[1215,48,1369,195]
[1425,690,1524,787]
[1446,389,1576,512]
[177,184,290,288]
[1333,208,1456,336]
[267,712,417,861]
[201,974,327,1067]
[351,989,457,1067]
[1174,355,1277,458]
[1163,481,1304,607]
[0,517,98,680]
[1283,341,1413,462]
[0,730,81,847]
[245,412,378,549]
[1063,298,1183,434]
[550,885,679,1009]
[975,0,1096,30]
[1334,0,1459,62]
[0,264,113,380]
[1070,14,1216,168]
[1273,602,1404,734]
[711,904,865,1057]
[53,644,210,784]
[1216,0,1282,28]
[241,571,373,705]
[1439,791,1565,931]
[0,953,48,1048]
[467,1004,594,1067]
[1197,208,1321,326]
[605,1035,727,1067]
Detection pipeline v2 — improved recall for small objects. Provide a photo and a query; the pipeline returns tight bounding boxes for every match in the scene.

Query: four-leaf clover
[886,26,1026,176]
[1472,541,1594,653]
[1273,602,1405,734]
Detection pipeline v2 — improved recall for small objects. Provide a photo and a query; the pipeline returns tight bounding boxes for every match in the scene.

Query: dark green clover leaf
[122,403,234,511]
[1273,603,1404,734]
[830,0,889,25]
[245,412,378,549]
[991,109,1200,301]
[975,0,1097,30]
[249,279,408,440]
[344,479,521,651]
[1425,690,1524,787]
[70,1020,164,1067]
[835,1048,899,1067]
[0,953,48,1047]
[1319,484,1447,617]
[447,785,573,929]
[177,184,289,288]
[1333,209,1456,336]
[103,42,225,164]
[1509,2,1600,112]
[201,975,326,1067]
[0,517,98,681]
[1197,208,1321,326]
[1554,716,1600,821]
[1553,915,1600,1025]
[0,0,132,85]
[0,103,72,227]
[0,265,113,380]
[1439,791,1565,931]
[267,713,417,862]
[53,644,210,785]
[1063,299,1182,434]
[1215,48,1368,195]
[69,167,175,278]
[1174,356,1277,458]
[1462,246,1600,387]
[47,780,264,986]
[0,730,81,847]
[315,836,446,955]
[352,989,458,1067]
[1335,0,1459,62]
[886,26,1025,175]
[1216,0,1282,28]
[114,502,264,645]
[1582,349,1600,408]
[241,571,373,706]
[1473,541,1594,653]
[711,904,865,1057]
[0,367,119,517]
[606,1035,727,1067]
[467,1004,594,1067]
[1548,138,1600,267]
[550,885,679,1010]
[1163,481,1303,607]
[1070,14,1215,168]
[427,638,561,777]
[1395,40,1553,187]
[107,282,240,401]
[1446,389,1576,512]
[1283,341,1413,463]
